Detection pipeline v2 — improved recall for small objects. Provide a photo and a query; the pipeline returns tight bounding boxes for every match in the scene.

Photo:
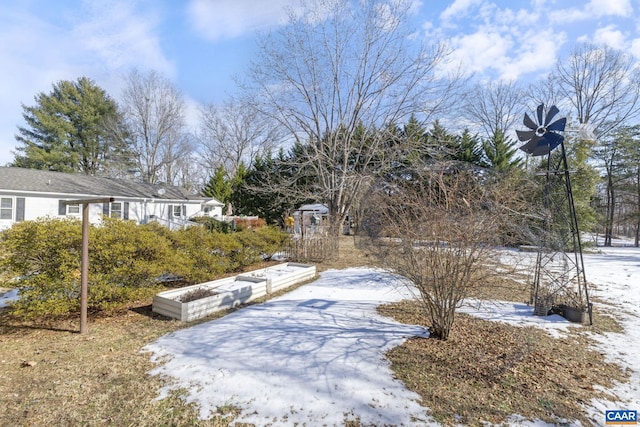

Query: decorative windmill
[517,104,591,324]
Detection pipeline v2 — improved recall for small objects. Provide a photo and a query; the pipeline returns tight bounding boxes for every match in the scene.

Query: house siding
[0,167,223,231]
[0,192,222,231]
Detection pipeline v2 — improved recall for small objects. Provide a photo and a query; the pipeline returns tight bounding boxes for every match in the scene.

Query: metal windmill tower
[517,104,591,324]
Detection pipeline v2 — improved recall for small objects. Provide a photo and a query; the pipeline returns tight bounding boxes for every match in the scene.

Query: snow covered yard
[144,245,640,426]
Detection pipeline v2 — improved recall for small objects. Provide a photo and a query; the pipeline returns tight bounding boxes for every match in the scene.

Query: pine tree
[202,166,232,204]
[482,129,522,172]
[12,77,129,175]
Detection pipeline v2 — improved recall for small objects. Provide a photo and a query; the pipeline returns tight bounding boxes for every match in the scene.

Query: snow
[144,245,640,426]
[458,299,581,339]
[0,288,19,308]
[144,268,436,426]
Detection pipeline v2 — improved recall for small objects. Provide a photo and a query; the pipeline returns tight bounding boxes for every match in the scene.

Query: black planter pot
[560,305,588,323]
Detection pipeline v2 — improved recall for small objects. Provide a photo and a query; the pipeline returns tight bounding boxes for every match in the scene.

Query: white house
[0,167,224,231]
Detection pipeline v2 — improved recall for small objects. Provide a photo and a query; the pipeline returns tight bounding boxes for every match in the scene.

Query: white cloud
[187,0,304,41]
[585,0,632,16]
[591,25,628,50]
[72,1,174,78]
[498,28,566,81]
[550,0,633,24]
[630,38,640,60]
[444,31,512,75]
[439,0,483,25]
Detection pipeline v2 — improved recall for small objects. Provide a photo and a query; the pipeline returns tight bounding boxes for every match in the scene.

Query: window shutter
[16,198,25,221]
[58,200,66,215]
[182,205,186,217]
[103,202,109,216]
[168,205,173,219]
[123,202,129,220]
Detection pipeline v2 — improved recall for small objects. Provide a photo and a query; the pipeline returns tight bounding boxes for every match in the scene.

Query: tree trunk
[604,171,615,246]
[636,168,640,247]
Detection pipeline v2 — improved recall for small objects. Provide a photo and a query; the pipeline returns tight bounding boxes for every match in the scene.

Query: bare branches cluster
[361,166,527,339]
[198,98,284,179]
[120,69,192,185]
[246,0,464,233]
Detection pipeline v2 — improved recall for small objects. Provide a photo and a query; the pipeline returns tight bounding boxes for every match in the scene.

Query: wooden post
[80,202,89,334]
[62,197,114,334]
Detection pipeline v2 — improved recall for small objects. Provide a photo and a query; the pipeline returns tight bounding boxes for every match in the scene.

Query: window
[67,204,80,215]
[110,202,122,219]
[173,205,182,218]
[102,201,129,220]
[0,198,12,220]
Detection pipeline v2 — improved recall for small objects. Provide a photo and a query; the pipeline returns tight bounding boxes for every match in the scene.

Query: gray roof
[0,167,210,202]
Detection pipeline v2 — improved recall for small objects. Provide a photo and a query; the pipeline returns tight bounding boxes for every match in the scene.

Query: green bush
[0,218,290,319]
[1,218,83,317]
[170,226,242,282]
[190,216,233,233]
[90,218,185,288]
[233,227,290,267]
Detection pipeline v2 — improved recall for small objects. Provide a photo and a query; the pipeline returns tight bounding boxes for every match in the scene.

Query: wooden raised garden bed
[237,262,317,293]
[152,262,316,321]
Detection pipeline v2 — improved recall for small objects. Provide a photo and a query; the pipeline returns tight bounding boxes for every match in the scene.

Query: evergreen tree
[455,129,485,166]
[427,121,459,160]
[12,77,128,175]
[202,166,232,204]
[482,129,522,172]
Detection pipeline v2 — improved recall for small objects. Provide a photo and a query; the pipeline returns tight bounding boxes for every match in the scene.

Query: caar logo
[606,410,637,425]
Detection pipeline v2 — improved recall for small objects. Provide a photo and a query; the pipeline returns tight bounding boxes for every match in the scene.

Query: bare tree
[198,97,283,178]
[361,166,523,340]
[120,69,193,184]
[464,80,524,139]
[554,43,640,136]
[246,0,463,235]
[552,44,640,246]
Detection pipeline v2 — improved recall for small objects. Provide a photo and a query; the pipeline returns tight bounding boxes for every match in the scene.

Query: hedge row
[0,218,289,318]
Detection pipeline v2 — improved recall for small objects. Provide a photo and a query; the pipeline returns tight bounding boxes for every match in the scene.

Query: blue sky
[0,0,638,166]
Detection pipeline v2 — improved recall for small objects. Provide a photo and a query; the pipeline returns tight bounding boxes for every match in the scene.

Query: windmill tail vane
[516,104,567,156]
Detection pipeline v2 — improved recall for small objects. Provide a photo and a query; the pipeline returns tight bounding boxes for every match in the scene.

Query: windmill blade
[523,112,538,130]
[531,143,552,157]
[547,117,567,132]
[516,129,537,142]
[544,131,564,151]
[531,132,564,156]
[536,104,544,125]
[544,105,560,126]
[519,138,540,155]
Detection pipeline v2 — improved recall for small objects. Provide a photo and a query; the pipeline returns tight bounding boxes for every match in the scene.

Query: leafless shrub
[361,165,525,339]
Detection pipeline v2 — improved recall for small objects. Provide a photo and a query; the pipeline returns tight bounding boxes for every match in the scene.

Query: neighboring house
[0,167,224,231]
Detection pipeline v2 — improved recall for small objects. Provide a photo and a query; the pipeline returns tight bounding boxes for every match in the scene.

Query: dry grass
[0,236,630,426]
[378,301,627,426]
[0,309,240,426]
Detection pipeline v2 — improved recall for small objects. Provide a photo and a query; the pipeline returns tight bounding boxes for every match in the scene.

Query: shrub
[362,169,513,340]
[0,218,289,319]
[90,218,185,288]
[190,216,234,233]
[234,217,266,231]
[1,218,83,317]
[232,227,290,267]
[170,226,242,282]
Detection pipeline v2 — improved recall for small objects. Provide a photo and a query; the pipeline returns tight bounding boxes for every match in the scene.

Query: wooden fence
[281,235,339,262]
